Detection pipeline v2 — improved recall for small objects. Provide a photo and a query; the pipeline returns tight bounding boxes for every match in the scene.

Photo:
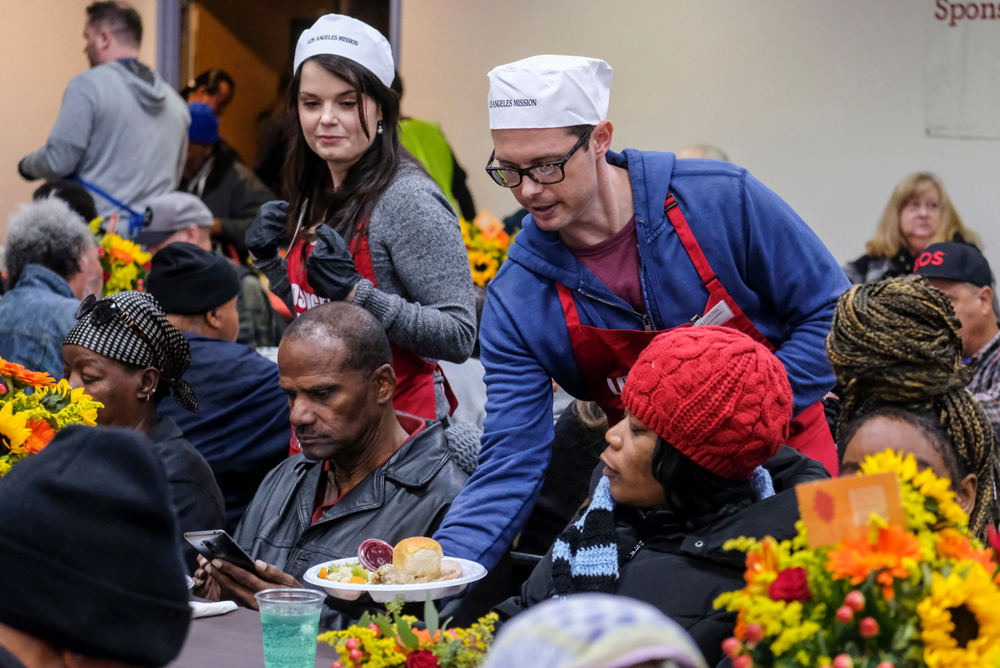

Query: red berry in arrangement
[832,654,854,668]
[836,605,854,623]
[860,617,879,638]
[331,663,342,668]
[0,383,7,395]
[721,637,742,658]
[745,623,764,643]
[368,623,380,637]
[876,662,894,668]
[345,639,358,651]
[845,590,865,612]
[733,656,753,668]
[349,649,363,662]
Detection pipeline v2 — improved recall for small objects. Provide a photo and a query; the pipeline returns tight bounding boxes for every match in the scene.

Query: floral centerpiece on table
[90,216,152,295]
[0,357,102,476]
[714,450,1000,668]
[460,211,516,287]
[318,595,497,668]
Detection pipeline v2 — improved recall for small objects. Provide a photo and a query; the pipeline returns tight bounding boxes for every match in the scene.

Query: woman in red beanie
[494,327,828,667]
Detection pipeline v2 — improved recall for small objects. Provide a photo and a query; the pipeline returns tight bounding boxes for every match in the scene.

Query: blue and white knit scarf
[550,468,775,595]
[551,476,619,595]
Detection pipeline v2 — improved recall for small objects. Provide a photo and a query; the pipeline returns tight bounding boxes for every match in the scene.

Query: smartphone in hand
[184,530,256,572]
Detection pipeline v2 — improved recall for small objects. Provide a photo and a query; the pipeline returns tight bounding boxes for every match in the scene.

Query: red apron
[285,228,456,453]
[557,193,837,475]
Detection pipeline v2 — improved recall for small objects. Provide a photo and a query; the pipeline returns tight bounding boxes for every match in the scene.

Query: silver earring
[376,120,384,135]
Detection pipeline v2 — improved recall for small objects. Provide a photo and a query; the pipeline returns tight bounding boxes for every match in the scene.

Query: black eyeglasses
[485,129,593,188]
[75,294,154,351]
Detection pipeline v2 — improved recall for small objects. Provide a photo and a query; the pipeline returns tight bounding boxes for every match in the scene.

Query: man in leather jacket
[193,302,468,628]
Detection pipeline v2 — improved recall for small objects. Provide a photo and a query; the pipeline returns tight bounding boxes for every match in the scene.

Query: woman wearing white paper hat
[245,15,475,428]
[433,54,850,572]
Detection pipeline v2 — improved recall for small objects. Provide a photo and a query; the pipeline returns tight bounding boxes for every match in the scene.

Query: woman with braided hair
[828,274,1000,538]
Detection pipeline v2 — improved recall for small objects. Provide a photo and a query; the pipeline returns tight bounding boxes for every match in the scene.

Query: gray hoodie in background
[20,60,190,225]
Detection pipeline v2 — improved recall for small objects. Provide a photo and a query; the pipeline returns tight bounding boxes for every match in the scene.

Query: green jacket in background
[399,118,476,221]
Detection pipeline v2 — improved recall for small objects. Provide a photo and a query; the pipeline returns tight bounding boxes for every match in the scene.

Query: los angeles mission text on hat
[489,99,539,108]
[306,34,359,46]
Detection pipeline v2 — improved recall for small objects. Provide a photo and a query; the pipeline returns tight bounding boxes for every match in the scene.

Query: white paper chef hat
[293,14,395,88]
[487,55,612,130]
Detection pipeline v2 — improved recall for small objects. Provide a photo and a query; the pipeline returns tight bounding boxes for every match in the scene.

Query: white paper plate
[303,557,487,602]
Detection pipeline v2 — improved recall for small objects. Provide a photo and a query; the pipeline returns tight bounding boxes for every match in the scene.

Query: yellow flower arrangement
[860,450,969,531]
[318,596,497,668]
[460,211,516,286]
[714,450,1000,668]
[917,564,1000,668]
[0,358,103,475]
[91,216,152,295]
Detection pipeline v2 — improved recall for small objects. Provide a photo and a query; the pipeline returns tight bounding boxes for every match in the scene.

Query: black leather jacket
[234,418,468,628]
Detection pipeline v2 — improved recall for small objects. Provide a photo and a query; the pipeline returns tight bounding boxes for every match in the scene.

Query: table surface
[168,607,341,668]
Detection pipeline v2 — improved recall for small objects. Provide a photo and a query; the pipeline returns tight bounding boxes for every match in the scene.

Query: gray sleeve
[20,76,97,180]
[353,175,476,363]
[252,255,293,312]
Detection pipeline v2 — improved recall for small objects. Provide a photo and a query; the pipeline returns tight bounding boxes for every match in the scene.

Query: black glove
[306,224,363,302]
[245,200,288,261]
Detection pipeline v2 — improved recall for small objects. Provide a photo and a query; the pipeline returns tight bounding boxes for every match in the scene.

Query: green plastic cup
[255,589,325,668]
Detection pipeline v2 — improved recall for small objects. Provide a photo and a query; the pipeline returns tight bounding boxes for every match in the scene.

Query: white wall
[399,0,1000,268]
[0,0,157,237]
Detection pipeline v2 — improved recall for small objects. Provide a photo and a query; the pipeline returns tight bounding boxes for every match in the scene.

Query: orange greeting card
[795,472,905,548]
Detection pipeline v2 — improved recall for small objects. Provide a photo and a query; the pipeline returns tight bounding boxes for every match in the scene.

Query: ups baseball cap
[134,192,214,247]
[913,242,993,288]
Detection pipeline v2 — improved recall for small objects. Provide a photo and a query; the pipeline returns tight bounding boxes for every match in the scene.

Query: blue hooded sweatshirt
[433,149,850,570]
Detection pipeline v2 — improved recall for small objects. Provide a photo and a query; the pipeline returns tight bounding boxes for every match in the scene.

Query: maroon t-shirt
[569,216,645,313]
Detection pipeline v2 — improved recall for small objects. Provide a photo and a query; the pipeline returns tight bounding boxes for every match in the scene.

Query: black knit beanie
[146,242,241,315]
[0,426,191,666]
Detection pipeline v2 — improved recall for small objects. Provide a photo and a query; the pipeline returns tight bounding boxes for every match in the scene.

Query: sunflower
[469,251,500,287]
[0,402,31,455]
[917,563,1000,668]
[828,524,923,600]
[859,450,968,530]
[0,358,55,389]
[37,380,101,427]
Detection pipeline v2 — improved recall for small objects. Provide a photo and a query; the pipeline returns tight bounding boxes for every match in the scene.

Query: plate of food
[303,537,487,602]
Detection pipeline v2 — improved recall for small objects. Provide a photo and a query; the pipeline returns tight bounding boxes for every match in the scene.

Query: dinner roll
[393,537,443,577]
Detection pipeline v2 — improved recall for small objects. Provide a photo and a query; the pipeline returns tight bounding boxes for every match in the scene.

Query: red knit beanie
[621,326,793,481]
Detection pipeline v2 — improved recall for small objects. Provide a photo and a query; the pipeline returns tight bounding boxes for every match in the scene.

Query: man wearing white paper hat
[434,55,849,571]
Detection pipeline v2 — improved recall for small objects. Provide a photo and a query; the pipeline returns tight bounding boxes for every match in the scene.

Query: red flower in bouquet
[768,567,812,603]
[405,650,440,668]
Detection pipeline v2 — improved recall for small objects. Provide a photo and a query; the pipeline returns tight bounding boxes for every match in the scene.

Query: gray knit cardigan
[254,162,476,369]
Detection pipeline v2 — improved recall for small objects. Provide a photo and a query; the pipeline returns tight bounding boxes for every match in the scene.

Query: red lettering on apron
[557,193,838,475]
[285,225,457,454]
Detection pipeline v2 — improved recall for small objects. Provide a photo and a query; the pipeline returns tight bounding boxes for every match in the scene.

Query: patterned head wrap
[64,291,199,413]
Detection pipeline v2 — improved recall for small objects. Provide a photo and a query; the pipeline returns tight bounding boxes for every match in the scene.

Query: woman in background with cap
[492,327,828,666]
[246,14,475,427]
[62,291,225,571]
